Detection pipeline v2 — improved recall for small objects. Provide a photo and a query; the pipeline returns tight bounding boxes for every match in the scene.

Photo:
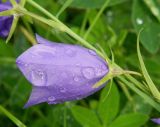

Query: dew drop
[30,70,46,86]
[60,88,66,93]
[76,63,81,66]
[34,46,56,57]
[136,18,143,25]
[74,76,79,82]
[48,96,56,102]
[88,49,97,56]
[82,67,95,79]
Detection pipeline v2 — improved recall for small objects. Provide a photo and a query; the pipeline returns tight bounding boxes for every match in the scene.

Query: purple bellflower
[151,118,160,125]
[16,35,109,108]
[0,0,14,38]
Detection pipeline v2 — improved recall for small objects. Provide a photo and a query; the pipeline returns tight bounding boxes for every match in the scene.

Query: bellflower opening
[0,0,14,38]
[16,34,109,108]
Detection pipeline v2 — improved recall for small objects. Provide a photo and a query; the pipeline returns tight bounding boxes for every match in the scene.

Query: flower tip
[35,34,49,44]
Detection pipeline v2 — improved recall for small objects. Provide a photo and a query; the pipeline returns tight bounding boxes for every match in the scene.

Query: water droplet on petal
[60,88,66,93]
[48,96,56,102]
[76,63,81,66]
[34,45,56,57]
[82,67,95,79]
[74,76,79,82]
[88,49,97,56]
[30,70,46,86]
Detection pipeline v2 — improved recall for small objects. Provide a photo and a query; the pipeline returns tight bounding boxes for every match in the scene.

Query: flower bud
[16,35,109,108]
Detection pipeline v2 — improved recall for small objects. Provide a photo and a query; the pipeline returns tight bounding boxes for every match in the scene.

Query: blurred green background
[0,0,160,127]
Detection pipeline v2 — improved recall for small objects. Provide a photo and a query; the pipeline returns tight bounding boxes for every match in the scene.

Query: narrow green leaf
[0,105,26,127]
[20,0,26,6]
[10,0,17,6]
[132,0,160,53]
[84,0,110,39]
[109,113,148,127]
[0,9,15,16]
[56,0,73,17]
[71,105,102,127]
[137,30,160,101]
[118,76,160,112]
[6,16,19,43]
[143,0,160,22]
[59,0,129,9]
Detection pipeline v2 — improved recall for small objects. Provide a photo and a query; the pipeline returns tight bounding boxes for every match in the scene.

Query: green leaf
[122,95,152,115]
[109,113,148,127]
[6,16,19,43]
[59,0,129,9]
[56,0,73,17]
[98,83,120,125]
[71,105,102,127]
[0,105,26,127]
[143,0,160,22]
[137,30,160,101]
[132,0,160,53]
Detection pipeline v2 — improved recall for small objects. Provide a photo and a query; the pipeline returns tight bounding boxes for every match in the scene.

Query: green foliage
[132,0,160,54]
[98,83,120,125]
[59,0,129,9]
[71,105,102,127]
[0,0,160,127]
[109,113,148,127]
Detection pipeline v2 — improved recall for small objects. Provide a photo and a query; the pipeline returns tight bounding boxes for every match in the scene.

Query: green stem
[118,76,160,112]
[20,26,37,45]
[64,106,67,127]
[80,9,90,36]
[0,9,15,16]
[143,0,160,22]
[56,0,73,18]
[0,105,27,127]
[17,5,105,58]
[83,0,110,39]
[27,0,59,22]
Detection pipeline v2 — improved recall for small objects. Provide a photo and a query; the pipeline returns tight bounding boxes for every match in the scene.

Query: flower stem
[83,0,110,39]
[17,4,105,58]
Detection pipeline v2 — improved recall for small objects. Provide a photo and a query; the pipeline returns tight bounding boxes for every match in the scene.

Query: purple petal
[151,118,160,125]
[16,35,109,108]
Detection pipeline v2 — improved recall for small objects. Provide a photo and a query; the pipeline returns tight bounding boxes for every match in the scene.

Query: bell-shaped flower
[0,0,14,38]
[16,35,109,108]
